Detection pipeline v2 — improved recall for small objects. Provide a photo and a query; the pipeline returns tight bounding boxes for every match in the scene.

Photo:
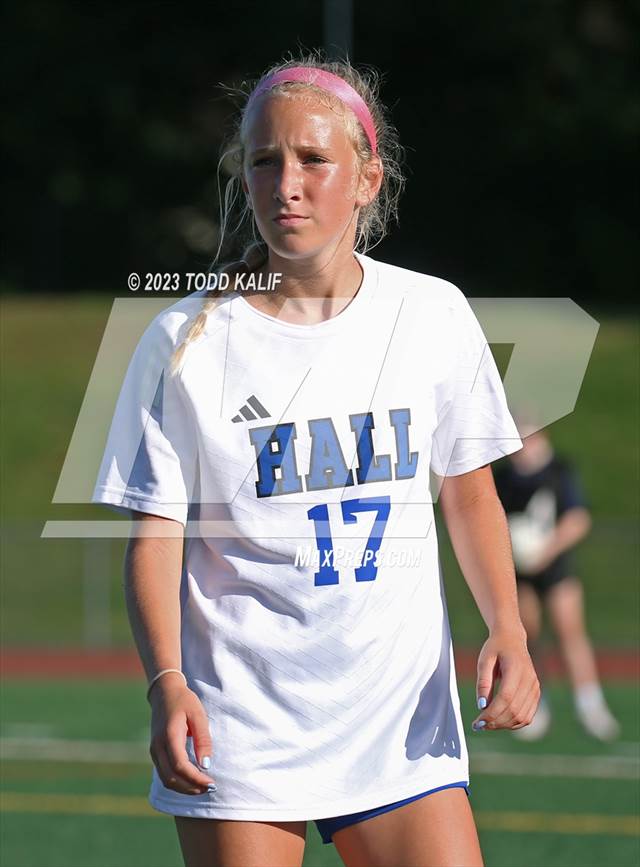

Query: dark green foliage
[2,1,638,302]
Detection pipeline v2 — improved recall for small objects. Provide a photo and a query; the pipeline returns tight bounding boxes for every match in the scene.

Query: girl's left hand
[472,626,540,731]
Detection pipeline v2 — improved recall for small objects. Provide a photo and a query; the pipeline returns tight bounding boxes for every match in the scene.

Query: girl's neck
[247,243,364,324]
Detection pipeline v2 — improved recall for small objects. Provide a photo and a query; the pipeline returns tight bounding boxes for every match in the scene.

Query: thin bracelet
[146,668,187,702]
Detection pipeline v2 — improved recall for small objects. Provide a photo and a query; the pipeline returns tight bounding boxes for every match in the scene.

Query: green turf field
[1,679,638,867]
[1,299,638,866]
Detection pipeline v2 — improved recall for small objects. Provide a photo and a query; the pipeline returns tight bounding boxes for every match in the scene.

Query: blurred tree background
[3,0,638,304]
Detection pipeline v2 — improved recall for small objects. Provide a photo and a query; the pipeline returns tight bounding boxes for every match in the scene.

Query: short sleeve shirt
[92,252,523,820]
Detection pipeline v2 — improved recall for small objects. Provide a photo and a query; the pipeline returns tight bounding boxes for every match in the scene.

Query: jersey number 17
[307,496,391,586]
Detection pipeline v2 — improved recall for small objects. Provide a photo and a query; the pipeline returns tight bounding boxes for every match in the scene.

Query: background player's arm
[439,465,540,731]
[529,457,592,573]
[125,512,215,793]
[531,507,592,573]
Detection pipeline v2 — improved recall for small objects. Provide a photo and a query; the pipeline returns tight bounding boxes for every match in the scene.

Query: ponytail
[169,240,268,376]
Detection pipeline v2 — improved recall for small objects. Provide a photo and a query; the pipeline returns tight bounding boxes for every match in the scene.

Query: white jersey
[92,252,522,820]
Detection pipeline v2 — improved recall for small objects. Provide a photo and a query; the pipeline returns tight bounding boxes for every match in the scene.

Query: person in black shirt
[493,427,619,741]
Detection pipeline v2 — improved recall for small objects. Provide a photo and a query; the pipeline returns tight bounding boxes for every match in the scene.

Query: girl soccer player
[494,426,620,742]
[93,54,540,867]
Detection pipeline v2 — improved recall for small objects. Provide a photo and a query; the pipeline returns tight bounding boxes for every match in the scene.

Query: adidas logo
[231,395,271,424]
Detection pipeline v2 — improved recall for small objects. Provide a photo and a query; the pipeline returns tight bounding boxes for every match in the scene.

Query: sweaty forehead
[242,93,353,151]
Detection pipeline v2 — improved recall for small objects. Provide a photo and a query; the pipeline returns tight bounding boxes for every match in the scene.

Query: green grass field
[1,298,638,866]
[1,679,638,867]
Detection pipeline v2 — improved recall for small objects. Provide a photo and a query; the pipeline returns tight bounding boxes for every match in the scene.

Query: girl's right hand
[148,677,216,795]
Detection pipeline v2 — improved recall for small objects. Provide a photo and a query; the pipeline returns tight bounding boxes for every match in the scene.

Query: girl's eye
[251,155,327,167]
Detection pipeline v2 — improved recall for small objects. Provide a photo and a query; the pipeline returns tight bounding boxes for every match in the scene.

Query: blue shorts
[313,781,469,845]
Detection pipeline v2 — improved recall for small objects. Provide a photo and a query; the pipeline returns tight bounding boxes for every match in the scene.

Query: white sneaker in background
[513,696,551,741]
[574,683,621,742]
[576,705,621,741]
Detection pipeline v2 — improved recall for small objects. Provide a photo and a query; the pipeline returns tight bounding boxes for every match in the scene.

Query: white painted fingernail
[201,756,211,769]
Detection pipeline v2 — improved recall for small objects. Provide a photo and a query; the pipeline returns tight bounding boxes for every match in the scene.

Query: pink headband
[246,66,378,154]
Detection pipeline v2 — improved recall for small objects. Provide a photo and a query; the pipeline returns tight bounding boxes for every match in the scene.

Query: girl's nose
[273,159,302,203]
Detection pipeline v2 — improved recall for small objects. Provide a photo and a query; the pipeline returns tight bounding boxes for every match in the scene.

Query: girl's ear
[355,155,383,209]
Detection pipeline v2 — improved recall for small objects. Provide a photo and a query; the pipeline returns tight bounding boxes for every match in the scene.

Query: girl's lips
[274,215,308,226]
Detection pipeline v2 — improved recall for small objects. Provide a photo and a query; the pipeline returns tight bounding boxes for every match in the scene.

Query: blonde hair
[170,50,405,376]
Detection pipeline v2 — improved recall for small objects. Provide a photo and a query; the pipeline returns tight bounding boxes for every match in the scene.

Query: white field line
[470,750,639,780]
[0,737,147,763]
[0,737,639,780]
